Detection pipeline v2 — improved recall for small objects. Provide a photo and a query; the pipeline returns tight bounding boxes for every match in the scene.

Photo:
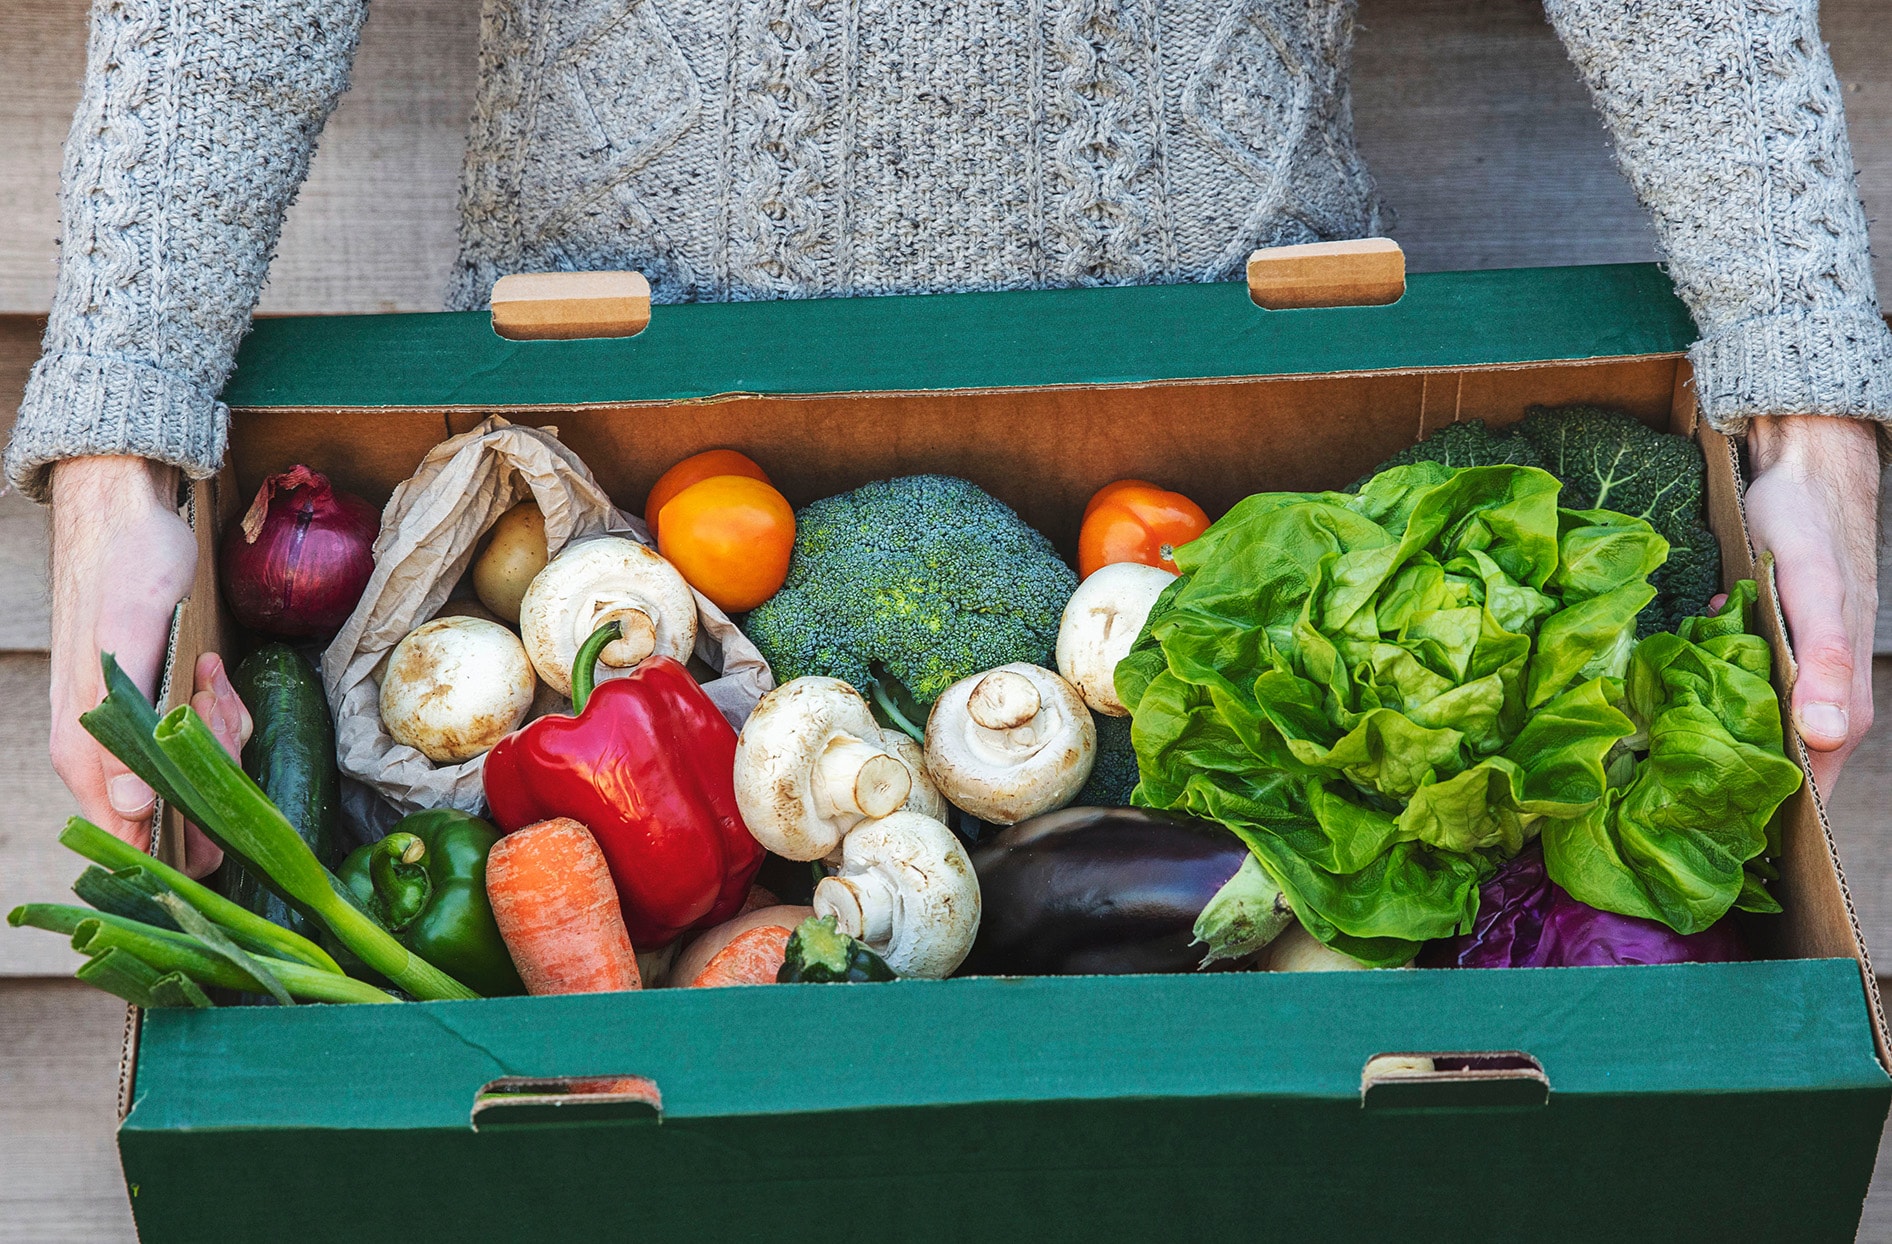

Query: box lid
[221,264,1695,410]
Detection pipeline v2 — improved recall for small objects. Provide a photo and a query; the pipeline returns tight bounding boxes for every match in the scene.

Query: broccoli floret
[1349,419,1543,489]
[743,475,1077,709]
[1516,405,1717,636]
[1076,712,1141,807]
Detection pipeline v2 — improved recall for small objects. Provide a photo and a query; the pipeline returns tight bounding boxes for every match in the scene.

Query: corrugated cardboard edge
[219,352,1687,418]
[1694,375,1891,1072]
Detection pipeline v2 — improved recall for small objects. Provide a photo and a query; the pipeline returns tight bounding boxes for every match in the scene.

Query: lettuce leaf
[1120,466,1799,961]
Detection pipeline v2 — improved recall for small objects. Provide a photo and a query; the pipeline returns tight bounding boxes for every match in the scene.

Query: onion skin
[222,466,379,638]
[963,807,1249,976]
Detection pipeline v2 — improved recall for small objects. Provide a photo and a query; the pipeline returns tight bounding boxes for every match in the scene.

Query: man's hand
[1743,415,1882,796]
[49,456,249,876]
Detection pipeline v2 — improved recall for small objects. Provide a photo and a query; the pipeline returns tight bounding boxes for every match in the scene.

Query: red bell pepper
[483,623,763,947]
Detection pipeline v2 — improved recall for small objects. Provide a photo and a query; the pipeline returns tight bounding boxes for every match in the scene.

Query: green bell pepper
[338,810,524,997]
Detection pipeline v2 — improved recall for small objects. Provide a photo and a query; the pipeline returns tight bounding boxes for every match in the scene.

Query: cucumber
[219,644,340,937]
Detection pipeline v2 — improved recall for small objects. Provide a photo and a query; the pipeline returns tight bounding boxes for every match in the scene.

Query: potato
[473,502,548,623]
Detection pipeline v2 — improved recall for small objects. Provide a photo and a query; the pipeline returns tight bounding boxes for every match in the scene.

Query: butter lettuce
[1118,464,1799,965]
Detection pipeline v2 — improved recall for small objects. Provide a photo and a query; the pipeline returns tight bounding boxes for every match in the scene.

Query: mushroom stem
[814,736,912,820]
[816,872,897,947]
[584,594,659,667]
[966,669,1042,731]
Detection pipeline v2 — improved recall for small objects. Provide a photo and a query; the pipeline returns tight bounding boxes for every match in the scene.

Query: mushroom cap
[518,537,697,697]
[734,677,914,860]
[886,734,949,821]
[924,663,1097,825]
[1055,561,1176,716]
[378,616,536,763]
[814,811,981,978]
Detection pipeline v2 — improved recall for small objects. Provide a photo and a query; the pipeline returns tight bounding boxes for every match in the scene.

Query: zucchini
[776,915,897,983]
[219,644,339,937]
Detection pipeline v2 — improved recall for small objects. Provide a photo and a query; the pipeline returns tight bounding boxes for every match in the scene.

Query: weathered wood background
[2,0,1890,1239]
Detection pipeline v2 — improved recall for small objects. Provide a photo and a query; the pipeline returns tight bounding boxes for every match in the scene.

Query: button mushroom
[924,663,1096,825]
[814,811,981,978]
[734,677,917,861]
[1055,561,1176,716]
[379,616,537,763]
[518,537,698,698]
[886,734,949,821]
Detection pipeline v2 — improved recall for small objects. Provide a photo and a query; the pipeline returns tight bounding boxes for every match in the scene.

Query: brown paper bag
[322,416,773,817]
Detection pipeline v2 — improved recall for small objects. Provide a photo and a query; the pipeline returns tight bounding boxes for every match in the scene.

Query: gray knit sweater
[9,0,1892,499]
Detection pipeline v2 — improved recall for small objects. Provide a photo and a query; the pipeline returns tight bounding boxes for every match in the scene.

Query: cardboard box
[118,264,1890,1241]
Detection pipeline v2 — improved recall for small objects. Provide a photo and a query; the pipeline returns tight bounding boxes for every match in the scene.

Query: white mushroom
[886,734,949,821]
[924,663,1096,825]
[1056,561,1176,716]
[378,616,536,763]
[734,678,916,861]
[518,537,697,697]
[814,811,980,978]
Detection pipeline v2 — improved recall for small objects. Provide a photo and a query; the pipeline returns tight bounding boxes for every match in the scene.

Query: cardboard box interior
[138,348,1873,1055]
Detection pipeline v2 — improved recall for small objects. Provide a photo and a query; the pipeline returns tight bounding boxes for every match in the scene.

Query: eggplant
[963,807,1256,976]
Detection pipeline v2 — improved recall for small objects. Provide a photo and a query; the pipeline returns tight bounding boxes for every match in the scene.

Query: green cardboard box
[118,263,1890,1241]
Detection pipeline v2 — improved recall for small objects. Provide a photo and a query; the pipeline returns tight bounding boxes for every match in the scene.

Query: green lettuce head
[1117,463,1801,966]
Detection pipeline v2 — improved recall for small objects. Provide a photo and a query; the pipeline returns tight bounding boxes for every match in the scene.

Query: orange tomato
[1077,481,1210,578]
[644,450,770,537]
[657,475,796,612]
[1083,479,1160,521]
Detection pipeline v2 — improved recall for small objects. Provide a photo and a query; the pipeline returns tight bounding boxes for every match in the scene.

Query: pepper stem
[571,620,624,714]
[368,833,432,932]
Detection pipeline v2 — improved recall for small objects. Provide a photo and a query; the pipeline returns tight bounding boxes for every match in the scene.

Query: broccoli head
[1076,712,1141,807]
[743,475,1078,709]
[1348,419,1543,490]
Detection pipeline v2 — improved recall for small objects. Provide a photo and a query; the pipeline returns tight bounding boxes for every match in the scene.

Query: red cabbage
[1422,843,1745,969]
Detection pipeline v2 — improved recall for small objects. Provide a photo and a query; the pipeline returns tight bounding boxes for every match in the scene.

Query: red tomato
[1077,481,1210,578]
[645,450,770,537]
[657,475,796,612]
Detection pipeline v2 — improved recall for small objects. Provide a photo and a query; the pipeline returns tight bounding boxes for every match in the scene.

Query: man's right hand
[49,456,206,869]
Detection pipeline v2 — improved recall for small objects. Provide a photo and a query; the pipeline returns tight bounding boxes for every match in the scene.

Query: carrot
[667,904,813,986]
[688,924,792,988]
[486,818,642,995]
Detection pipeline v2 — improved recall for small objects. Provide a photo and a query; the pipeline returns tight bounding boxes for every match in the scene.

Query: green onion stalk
[80,653,477,1002]
[61,819,341,973]
[9,905,396,1005]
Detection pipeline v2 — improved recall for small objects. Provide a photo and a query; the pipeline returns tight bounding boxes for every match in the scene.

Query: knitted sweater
[9,0,1892,499]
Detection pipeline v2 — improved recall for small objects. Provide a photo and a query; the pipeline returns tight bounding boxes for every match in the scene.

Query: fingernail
[1800,702,1850,740]
[108,773,155,817]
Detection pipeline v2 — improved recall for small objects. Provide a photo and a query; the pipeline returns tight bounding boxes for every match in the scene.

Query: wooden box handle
[491,271,652,341]
[1247,238,1406,311]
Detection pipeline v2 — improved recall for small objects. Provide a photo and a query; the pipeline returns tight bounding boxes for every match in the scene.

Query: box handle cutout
[1247,238,1406,311]
[1360,1051,1547,1111]
[471,1075,663,1131]
[491,271,652,341]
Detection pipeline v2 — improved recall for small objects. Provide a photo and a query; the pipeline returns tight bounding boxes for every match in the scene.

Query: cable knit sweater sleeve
[1545,0,1892,431]
[4,0,368,502]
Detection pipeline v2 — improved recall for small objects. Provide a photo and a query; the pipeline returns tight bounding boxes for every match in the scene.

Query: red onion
[221,466,379,638]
